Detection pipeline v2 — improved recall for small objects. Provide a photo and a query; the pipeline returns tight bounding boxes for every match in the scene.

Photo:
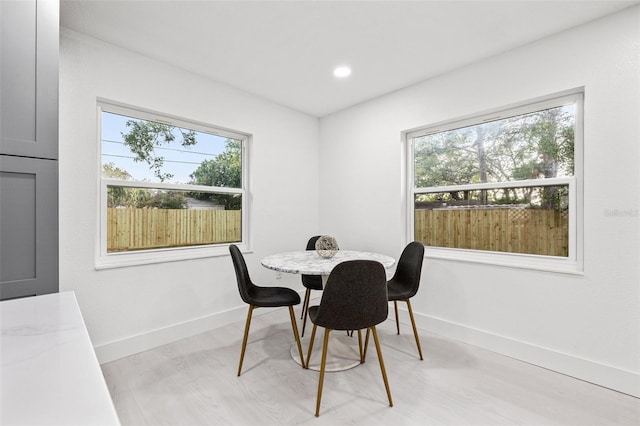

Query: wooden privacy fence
[107,208,241,252]
[415,208,569,257]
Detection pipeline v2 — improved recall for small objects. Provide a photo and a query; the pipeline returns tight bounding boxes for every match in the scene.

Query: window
[96,101,249,268]
[406,91,583,273]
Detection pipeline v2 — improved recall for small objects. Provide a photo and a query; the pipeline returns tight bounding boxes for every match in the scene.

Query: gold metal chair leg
[363,327,370,362]
[288,306,306,368]
[405,299,423,360]
[315,328,331,417]
[301,291,311,337]
[394,300,400,335]
[301,288,310,319]
[305,323,318,368]
[357,329,364,363]
[371,326,393,407]
[237,305,255,376]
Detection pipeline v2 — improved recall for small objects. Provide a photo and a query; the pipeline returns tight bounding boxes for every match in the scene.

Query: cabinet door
[0,155,58,300]
[0,0,59,160]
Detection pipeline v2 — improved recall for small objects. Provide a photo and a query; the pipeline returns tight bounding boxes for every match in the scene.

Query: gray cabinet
[0,0,59,300]
[0,156,58,299]
[1,0,58,160]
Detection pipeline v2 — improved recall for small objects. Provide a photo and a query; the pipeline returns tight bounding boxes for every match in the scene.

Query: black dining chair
[387,241,425,360]
[300,235,323,337]
[229,244,306,375]
[305,260,393,417]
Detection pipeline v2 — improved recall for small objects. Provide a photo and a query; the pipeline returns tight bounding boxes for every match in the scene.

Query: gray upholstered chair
[300,235,323,337]
[229,244,306,375]
[305,260,393,417]
[387,241,425,360]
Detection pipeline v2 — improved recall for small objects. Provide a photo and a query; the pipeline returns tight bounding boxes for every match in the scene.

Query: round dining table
[261,250,395,276]
[261,249,395,371]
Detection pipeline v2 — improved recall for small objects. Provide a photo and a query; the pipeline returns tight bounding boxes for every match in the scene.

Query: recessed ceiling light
[333,66,352,78]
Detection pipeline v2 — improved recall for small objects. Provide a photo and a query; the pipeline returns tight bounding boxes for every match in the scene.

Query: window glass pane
[414,105,575,187]
[101,111,242,188]
[414,185,569,257]
[106,186,242,253]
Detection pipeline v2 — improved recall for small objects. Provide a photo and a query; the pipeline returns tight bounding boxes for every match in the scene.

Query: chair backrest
[302,235,323,287]
[313,260,388,331]
[306,235,321,251]
[390,241,425,297]
[229,244,255,305]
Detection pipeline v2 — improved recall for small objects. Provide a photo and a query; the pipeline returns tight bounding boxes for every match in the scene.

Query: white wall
[319,7,640,397]
[59,30,320,362]
[60,7,639,397]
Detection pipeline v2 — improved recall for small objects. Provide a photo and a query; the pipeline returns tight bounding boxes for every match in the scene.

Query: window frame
[404,90,584,274]
[95,100,250,269]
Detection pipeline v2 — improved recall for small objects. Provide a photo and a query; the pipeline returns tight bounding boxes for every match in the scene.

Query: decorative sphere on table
[315,235,339,258]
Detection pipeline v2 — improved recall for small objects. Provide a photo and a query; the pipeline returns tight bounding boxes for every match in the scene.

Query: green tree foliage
[106,186,188,209]
[103,162,136,207]
[414,106,574,209]
[116,120,242,210]
[102,162,132,180]
[414,131,476,188]
[189,139,242,210]
[121,119,197,182]
[135,191,187,209]
[103,162,187,209]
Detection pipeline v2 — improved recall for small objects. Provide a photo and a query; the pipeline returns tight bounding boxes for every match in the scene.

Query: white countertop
[1,291,120,425]
[261,250,395,275]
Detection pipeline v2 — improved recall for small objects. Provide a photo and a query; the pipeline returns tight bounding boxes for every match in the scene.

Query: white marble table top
[1,291,120,425]
[261,250,395,276]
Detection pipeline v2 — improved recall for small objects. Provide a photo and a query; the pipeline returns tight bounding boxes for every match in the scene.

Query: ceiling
[60,0,638,117]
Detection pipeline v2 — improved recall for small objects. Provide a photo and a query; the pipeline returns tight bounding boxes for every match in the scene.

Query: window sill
[94,243,249,270]
[424,247,584,276]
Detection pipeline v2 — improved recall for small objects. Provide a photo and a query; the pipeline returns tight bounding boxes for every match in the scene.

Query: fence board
[415,208,568,257]
[107,208,242,252]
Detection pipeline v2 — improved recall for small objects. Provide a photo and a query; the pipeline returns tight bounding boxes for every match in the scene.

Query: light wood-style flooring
[102,304,640,425]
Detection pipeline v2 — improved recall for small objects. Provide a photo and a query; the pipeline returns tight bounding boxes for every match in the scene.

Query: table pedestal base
[291,332,362,372]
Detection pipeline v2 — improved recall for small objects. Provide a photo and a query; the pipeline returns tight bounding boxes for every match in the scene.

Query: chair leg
[315,328,331,417]
[357,329,363,363]
[237,305,255,376]
[394,300,400,335]
[405,299,424,360]
[305,323,318,368]
[288,306,306,369]
[301,288,310,319]
[371,326,393,407]
[362,327,371,362]
[301,290,311,337]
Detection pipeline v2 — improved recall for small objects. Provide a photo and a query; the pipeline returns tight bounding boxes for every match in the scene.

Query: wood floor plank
[101,305,640,425]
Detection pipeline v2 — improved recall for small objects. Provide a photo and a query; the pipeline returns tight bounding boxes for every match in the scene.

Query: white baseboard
[413,311,640,398]
[94,302,639,399]
[94,305,249,364]
[94,290,310,364]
